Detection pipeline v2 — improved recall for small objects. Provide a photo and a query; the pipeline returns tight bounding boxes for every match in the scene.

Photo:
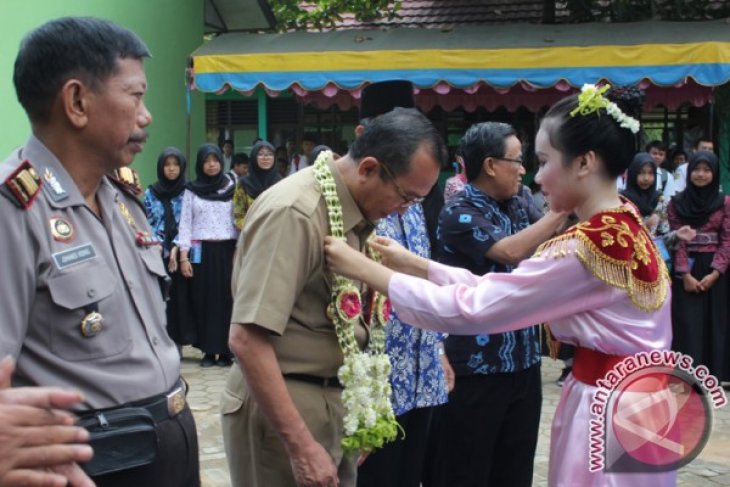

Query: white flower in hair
[571,84,640,134]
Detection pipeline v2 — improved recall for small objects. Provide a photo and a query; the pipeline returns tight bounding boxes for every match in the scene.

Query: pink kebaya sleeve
[389,240,620,336]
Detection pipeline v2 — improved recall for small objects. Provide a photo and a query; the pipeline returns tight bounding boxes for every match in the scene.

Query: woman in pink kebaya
[325,86,678,487]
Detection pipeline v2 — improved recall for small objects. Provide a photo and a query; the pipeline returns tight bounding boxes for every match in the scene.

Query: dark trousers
[92,405,200,487]
[433,364,542,487]
[357,406,434,487]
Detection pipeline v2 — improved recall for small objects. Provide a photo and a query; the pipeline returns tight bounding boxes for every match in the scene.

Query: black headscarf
[621,152,660,217]
[186,143,234,201]
[149,147,187,250]
[671,150,724,228]
[240,141,282,199]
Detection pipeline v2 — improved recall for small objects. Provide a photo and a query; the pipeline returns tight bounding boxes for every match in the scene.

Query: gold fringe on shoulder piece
[534,229,668,313]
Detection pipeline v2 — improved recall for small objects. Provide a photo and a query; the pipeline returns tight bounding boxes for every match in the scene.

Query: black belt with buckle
[128,380,188,422]
[283,373,343,389]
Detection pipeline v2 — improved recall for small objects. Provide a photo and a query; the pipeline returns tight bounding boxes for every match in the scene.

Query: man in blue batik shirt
[355,81,452,487]
[358,205,452,487]
[434,122,566,487]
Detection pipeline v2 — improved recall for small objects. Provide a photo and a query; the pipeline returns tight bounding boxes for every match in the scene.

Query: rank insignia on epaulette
[112,167,143,196]
[2,160,42,209]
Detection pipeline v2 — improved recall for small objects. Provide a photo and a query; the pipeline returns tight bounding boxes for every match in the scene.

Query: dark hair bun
[607,86,645,121]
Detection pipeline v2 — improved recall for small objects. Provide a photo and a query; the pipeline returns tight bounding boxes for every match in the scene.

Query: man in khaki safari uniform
[222,108,445,487]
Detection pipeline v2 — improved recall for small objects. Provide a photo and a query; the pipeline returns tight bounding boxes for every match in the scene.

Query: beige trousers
[221,366,356,487]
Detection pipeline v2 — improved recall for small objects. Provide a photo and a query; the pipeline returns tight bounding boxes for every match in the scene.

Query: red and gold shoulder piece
[0,160,42,209]
[109,167,143,197]
[535,204,668,312]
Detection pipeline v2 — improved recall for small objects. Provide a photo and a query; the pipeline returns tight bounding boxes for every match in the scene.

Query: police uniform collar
[23,135,85,209]
[99,175,118,197]
[100,175,143,209]
[327,158,371,236]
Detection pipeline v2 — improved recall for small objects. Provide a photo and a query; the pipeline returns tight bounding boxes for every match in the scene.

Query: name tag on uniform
[52,243,97,269]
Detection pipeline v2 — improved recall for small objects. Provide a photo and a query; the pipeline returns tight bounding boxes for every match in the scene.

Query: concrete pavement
[180,347,730,486]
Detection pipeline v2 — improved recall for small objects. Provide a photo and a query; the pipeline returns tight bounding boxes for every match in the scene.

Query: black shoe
[557,367,572,386]
[216,354,233,367]
[200,354,216,368]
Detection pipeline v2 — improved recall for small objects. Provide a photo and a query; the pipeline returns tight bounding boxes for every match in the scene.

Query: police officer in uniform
[0,17,199,486]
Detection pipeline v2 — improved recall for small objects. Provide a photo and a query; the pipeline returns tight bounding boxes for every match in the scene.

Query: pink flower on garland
[376,298,392,325]
[337,290,362,321]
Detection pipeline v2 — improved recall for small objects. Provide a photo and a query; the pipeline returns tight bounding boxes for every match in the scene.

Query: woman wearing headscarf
[232,141,281,231]
[621,153,667,235]
[668,150,730,381]
[178,143,238,367]
[622,153,696,261]
[144,147,195,349]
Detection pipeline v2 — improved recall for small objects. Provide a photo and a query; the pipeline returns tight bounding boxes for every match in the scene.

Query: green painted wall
[0,0,206,186]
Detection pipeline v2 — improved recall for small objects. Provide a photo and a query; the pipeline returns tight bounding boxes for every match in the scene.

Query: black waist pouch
[77,407,159,477]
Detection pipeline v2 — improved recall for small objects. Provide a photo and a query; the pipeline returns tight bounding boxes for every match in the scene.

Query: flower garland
[570,83,641,134]
[312,150,400,453]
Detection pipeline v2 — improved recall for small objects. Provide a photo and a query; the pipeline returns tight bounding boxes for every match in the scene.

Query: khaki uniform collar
[327,157,373,237]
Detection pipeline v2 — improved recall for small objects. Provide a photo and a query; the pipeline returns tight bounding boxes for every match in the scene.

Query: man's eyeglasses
[379,163,425,208]
[491,156,524,167]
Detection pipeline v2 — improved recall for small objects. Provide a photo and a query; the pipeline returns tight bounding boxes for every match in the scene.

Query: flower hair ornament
[570,83,641,134]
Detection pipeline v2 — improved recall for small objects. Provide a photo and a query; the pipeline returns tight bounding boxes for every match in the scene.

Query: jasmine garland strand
[312,150,400,452]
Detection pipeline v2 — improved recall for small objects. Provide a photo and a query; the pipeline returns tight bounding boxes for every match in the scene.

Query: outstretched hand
[369,237,410,272]
[324,237,397,295]
[370,237,429,279]
[0,357,95,487]
[324,236,367,280]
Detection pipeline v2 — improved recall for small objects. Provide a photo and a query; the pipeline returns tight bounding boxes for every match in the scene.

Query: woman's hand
[168,246,179,273]
[697,270,720,292]
[676,225,697,242]
[682,273,700,293]
[180,260,193,278]
[324,237,368,281]
[369,237,427,278]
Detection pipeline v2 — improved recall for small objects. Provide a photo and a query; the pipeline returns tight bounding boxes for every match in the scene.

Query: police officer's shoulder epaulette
[0,160,42,209]
[109,167,143,197]
[107,168,145,210]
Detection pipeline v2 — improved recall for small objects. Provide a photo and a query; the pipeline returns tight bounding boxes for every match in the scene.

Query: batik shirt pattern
[143,188,184,253]
[437,183,541,376]
[377,204,448,416]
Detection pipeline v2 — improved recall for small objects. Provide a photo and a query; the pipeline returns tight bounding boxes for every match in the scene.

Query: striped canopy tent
[191,19,730,112]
